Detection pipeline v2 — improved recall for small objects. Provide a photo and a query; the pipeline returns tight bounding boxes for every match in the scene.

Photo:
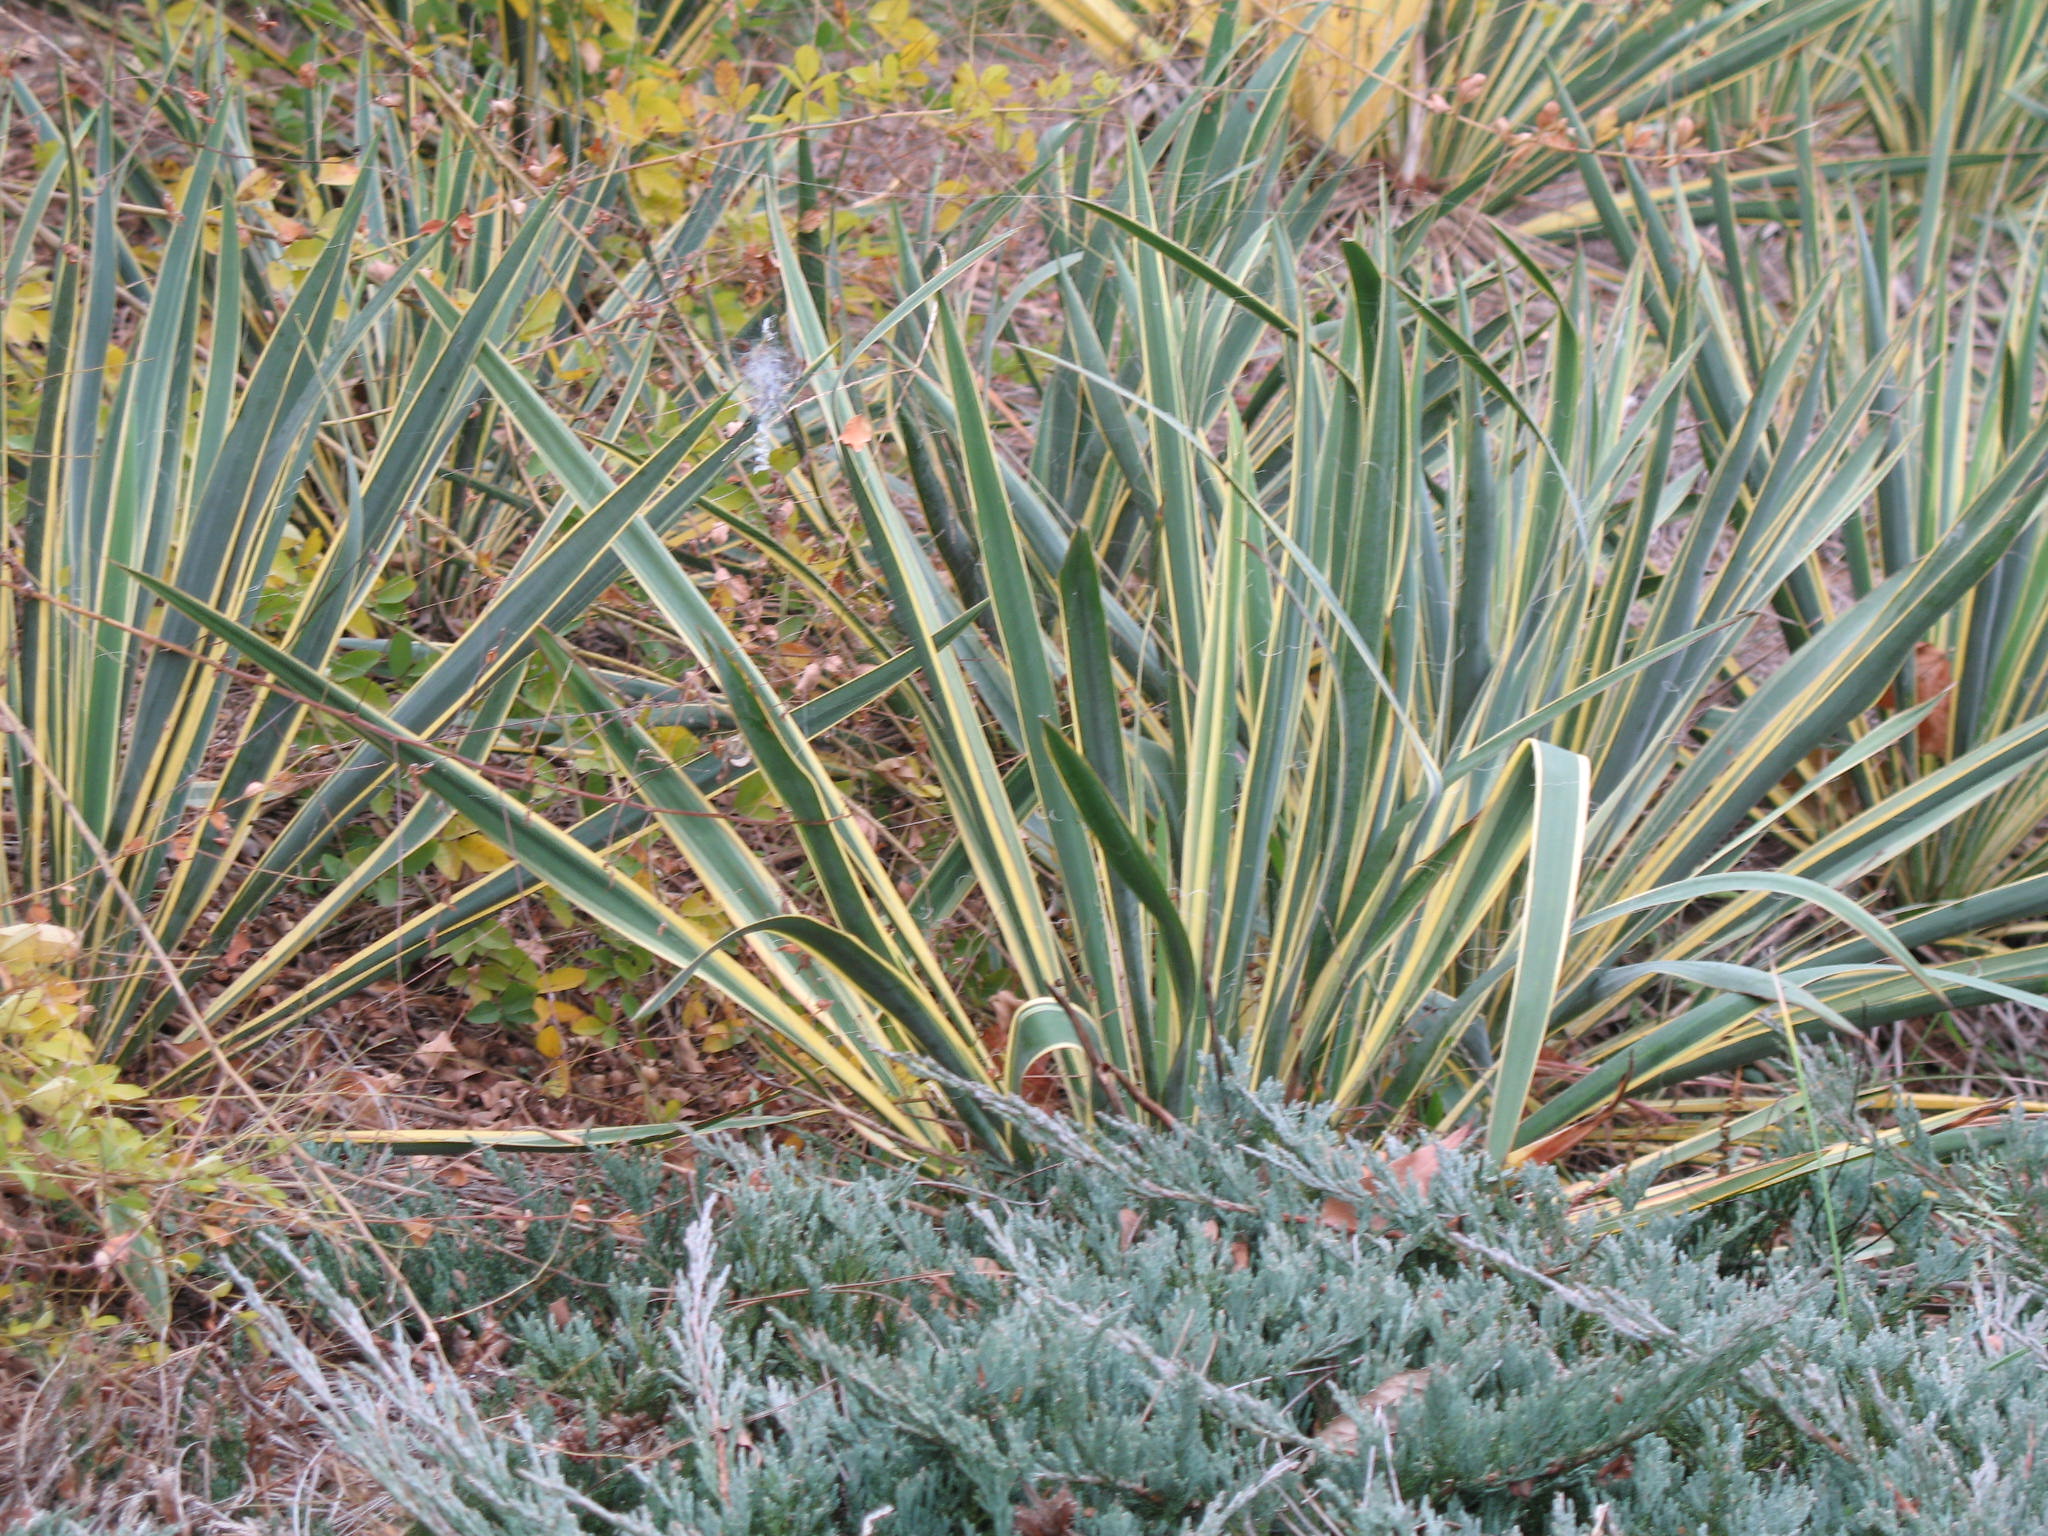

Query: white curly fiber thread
[740,315,797,475]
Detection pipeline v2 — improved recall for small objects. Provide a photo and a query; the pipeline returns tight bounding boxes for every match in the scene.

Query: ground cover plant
[5,0,2048,1524]
[26,1081,2048,1532]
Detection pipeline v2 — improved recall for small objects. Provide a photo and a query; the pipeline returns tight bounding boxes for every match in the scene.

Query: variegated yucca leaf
[0,88,773,1075]
[621,65,2048,1160]
[18,24,2048,1189]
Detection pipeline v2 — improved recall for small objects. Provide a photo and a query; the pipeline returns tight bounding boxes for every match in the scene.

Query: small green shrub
[0,924,253,1334]
[216,1084,2048,1535]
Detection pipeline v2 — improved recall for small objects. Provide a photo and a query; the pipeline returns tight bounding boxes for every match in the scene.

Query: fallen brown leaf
[414,1029,459,1067]
[1513,1116,1606,1168]
[1317,1367,1433,1456]
[1391,1125,1474,1197]
[1879,642,1954,758]
[1013,1485,1078,1536]
[1316,1414,1360,1456]
[1327,1129,1474,1232]
[1360,1366,1433,1413]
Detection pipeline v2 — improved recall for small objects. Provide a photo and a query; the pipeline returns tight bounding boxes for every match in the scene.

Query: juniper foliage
[201,1082,2048,1536]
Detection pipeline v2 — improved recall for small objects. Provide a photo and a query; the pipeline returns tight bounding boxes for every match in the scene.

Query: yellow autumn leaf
[317,159,361,187]
[650,724,701,758]
[601,76,686,145]
[676,890,733,938]
[591,0,637,40]
[536,967,589,992]
[453,833,513,876]
[629,163,688,225]
[535,1023,566,1059]
[516,289,564,343]
[235,168,283,204]
[699,1016,740,1052]
[430,839,466,883]
[0,924,81,975]
[2,284,52,347]
[710,60,760,116]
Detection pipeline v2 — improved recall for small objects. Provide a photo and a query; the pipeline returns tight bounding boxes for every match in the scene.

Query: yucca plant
[1851,0,2048,205]
[1530,0,2048,250]
[137,41,2048,1179]
[1543,135,2048,910]
[1030,0,1870,211]
[1772,196,2048,905]
[1421,0,1886,208]
[0,72,804,1078]
[858,62,2048,1158]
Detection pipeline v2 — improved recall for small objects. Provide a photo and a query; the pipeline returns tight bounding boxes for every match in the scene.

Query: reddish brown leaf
[1880,642,1955,759]
[1596,1452,1633,1484]
[1514,1116,1604,1167]
[1387,1143,1442,1198]
[1013,1486,1078,1536]
[1325,1130,1475,1234]
[1319,1196,1360,1234]
[1387,1125,1473,1198]
[1915,643,1953,757]
[1531,1048,1590,1083]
